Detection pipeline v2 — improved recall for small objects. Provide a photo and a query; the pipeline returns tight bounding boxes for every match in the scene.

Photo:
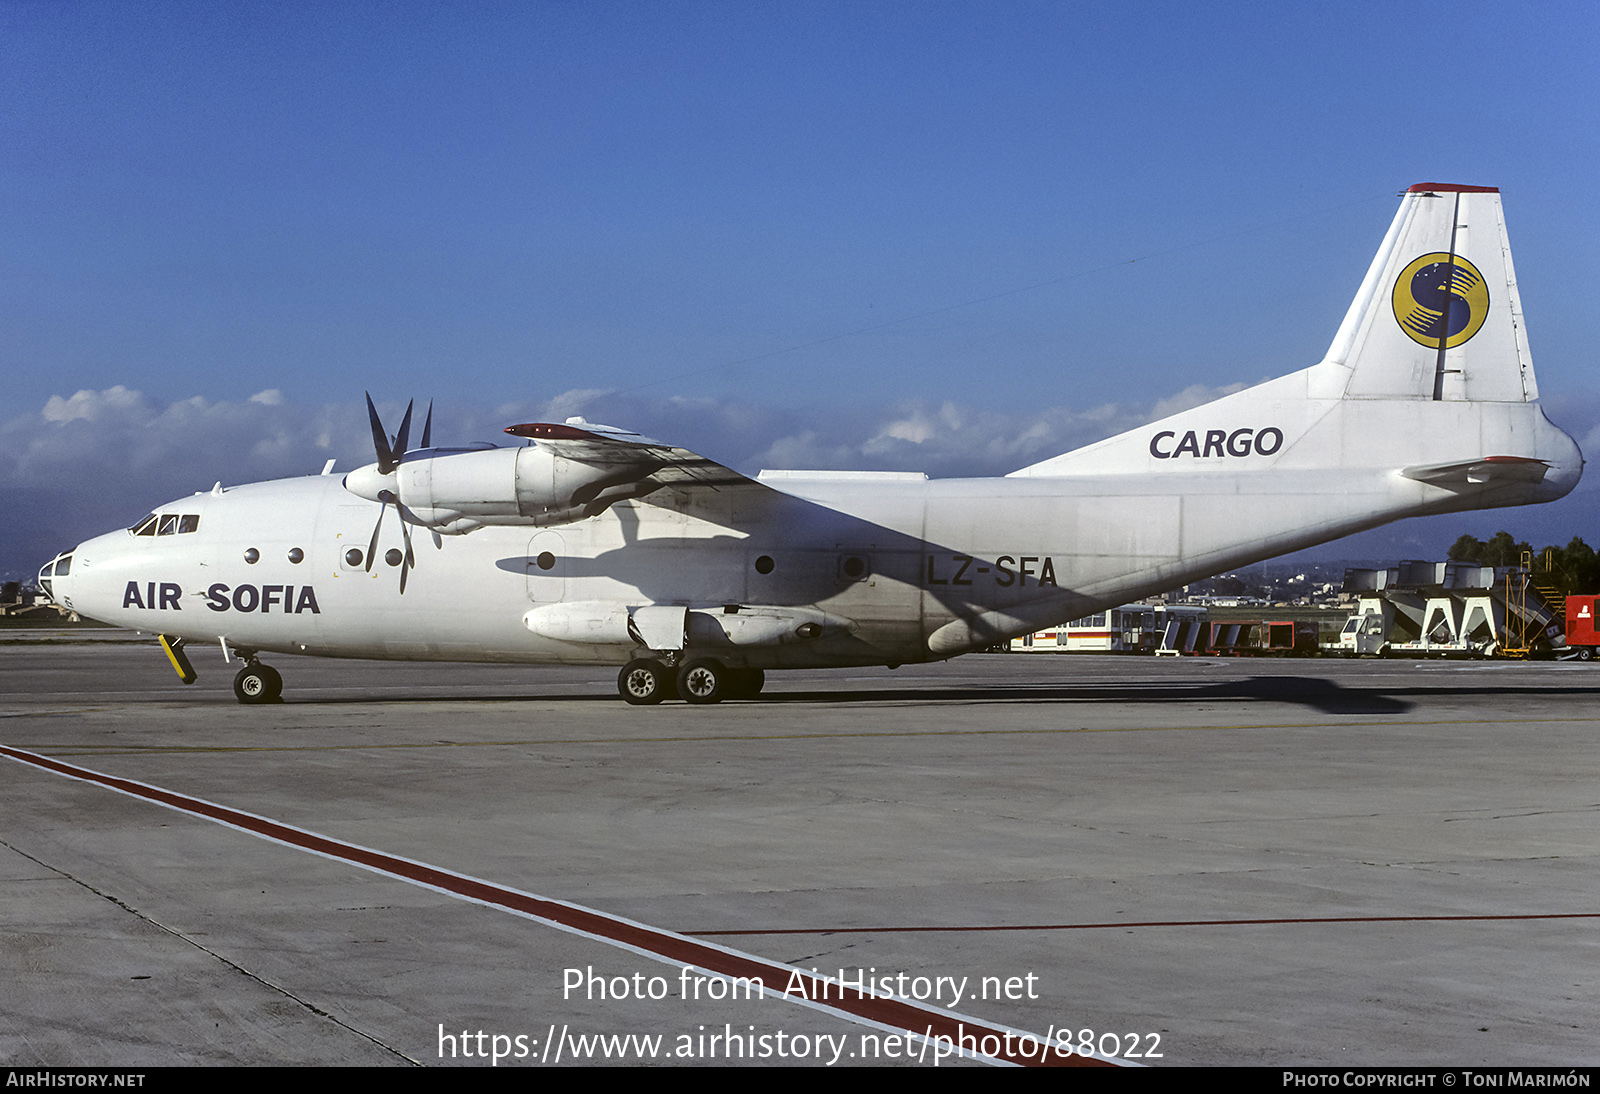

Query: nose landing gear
[233,661,283,704]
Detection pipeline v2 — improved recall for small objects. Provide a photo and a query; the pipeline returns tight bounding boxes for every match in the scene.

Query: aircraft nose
[37,547,78,604]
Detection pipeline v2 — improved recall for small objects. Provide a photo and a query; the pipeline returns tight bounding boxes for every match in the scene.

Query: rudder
[1312,184,1536,404]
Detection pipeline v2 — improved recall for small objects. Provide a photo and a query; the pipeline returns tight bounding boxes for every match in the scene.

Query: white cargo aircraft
[39,184,1583,704]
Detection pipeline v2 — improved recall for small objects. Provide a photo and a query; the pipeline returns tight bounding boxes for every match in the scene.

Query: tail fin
[1314,184,1535,403]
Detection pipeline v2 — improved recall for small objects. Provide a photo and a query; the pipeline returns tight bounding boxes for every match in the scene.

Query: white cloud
[1581,423,1600,454]
[749,430,860,471]
[871,411,937,445]
[40,385,148,424]
[1148,381,1252,420]
[536,388,614,421]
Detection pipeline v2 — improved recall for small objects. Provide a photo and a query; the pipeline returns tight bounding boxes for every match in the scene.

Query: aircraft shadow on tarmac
[275,675,1600,717]
[272,675,1600,715]
[761,678,1600,716]
[755,676,1418,715]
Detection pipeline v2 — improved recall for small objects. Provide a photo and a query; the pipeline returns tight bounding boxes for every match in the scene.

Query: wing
[503,418,765,493]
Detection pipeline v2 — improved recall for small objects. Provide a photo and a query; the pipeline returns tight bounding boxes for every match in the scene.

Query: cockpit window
[133,513,200,536]
[38,552,72,600]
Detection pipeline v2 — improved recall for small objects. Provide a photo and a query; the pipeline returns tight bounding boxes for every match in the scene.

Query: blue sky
[4,2,1598,577]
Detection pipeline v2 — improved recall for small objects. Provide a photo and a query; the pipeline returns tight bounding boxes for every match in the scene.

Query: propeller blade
[365,392,398,474]
[366,491,389,572]
[392,400,415,461]
[420,400,433,449]
[397,500,415,594]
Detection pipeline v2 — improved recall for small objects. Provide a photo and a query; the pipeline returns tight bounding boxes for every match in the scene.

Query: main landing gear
[233,660,283,704]
[617,657,764,705]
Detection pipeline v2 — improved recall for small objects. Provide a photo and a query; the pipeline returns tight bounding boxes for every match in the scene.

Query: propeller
[358,393,432,594]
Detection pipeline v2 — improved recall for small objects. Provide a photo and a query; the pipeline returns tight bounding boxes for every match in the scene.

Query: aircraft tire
[233,664,282,704]
[677,659,726,705]
[725,668,765,700]
[619,659,670,705]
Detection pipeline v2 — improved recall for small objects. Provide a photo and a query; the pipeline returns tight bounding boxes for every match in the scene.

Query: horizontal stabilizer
[1400,455,1550,487]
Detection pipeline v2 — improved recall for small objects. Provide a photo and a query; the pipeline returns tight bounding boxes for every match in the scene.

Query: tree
[1533,537,1600,597]
[1446,532,1600,595]
[1484,531,1532,568]
[1448,534,1486,562]
[1446,531,1529,567]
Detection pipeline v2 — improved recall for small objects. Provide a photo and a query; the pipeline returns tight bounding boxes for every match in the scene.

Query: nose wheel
[233,663,283,704]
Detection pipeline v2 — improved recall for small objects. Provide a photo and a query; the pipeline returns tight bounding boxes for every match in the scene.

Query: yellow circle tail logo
[1392,252,1490,349]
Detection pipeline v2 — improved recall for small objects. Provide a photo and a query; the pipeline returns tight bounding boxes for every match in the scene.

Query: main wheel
[233,664,283,704]
[1577,646,1594,662]
[724,667,765,700]
[676,659,726,705]
[618,659,671,705]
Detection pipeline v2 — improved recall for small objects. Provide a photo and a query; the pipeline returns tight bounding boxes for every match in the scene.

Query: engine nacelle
[346,446,661,531]
[523,602,854,649]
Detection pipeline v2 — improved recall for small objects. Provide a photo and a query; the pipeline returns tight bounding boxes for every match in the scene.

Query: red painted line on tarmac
[0,743,1112,1068]
[693,913,1600,936]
